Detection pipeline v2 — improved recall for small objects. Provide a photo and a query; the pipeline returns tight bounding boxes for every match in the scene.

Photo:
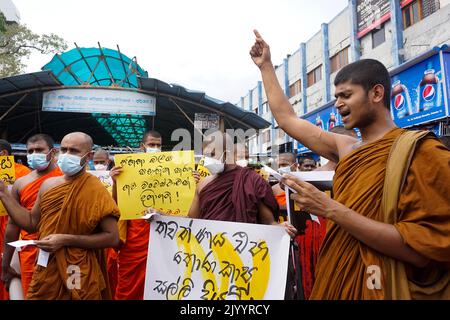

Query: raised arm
[250,29,340,162]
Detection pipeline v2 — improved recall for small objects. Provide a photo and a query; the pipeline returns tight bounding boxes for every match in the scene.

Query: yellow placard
[115,151,195,220]
[196,156,211,181]
[0,156,16,216]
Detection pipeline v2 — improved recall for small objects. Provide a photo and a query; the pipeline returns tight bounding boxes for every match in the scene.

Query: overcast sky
[14,0,348,103]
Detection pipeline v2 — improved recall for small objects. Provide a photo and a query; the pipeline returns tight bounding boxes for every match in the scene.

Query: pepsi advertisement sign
[390,52,448,128]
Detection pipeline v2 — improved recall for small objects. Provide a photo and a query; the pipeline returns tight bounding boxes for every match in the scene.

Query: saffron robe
[114,219,150,300]
[26,172,120,300]
[18,167,62,296]
[310,128,450,299]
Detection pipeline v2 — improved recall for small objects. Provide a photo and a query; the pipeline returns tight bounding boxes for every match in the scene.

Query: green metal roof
[42,44,148,147]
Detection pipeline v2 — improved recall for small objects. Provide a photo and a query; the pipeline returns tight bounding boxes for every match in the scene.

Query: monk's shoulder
[14,170,38,191]
[197,174,216,193]
[39,176,65,194]
[246,167,267,182]
[413,136,450,164]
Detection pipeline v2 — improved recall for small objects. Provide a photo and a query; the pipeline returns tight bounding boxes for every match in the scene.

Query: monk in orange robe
[0,132,120,299]
[2,134,62,298]
[306,128,450,299]
[0,139,31,300]
[251,33,450,299]
[110,130,162,300]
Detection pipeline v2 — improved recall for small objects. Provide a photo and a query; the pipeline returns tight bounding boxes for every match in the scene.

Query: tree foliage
[0,12,67,77]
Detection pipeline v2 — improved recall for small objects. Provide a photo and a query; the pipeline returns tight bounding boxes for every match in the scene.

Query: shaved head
[202,131,234,162]
[62,132,94,154]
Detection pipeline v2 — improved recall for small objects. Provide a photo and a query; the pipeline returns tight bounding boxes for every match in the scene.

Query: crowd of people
[0,30,448,300]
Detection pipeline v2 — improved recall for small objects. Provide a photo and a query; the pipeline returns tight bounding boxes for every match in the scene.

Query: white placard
[43,88,156,116]
[144,215,290,300]
[7,240,36,248]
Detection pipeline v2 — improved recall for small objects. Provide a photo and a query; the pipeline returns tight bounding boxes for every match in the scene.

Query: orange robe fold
[26,172,120,300]
[18,167,62,296]
[310,128,450,300]
[115,219,150,300]
[0,163,31,300]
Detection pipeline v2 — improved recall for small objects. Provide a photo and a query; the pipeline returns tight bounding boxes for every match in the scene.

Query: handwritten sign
[87,170,113,194]
[115,151,195,220]
[0,156,16,216]
[144,215,290,300]
[196,156,211,181]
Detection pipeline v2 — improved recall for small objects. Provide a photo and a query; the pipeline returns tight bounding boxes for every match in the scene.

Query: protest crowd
[0,30,449,301]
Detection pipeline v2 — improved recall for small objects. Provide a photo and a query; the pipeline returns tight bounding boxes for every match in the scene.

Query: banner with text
[115,151,195,220]
[144,215,290,300]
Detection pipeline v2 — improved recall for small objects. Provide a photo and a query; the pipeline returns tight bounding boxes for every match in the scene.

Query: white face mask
[57,153,86,176]
[203,154,225,175]
[278,166,292,174]
[94,164,108,171]
[146,147,161,153]
[236,159,248,167]
[27,152,51,171]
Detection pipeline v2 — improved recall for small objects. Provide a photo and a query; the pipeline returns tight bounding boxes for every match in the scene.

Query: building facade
[237,0,450,156]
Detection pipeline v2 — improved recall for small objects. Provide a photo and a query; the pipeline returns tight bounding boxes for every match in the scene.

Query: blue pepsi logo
[422,85,435,102]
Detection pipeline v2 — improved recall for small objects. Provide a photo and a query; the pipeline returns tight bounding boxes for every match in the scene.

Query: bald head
[62,132,93,152]
[202,131,234,162]
[93,148,111,169]
[60,132,94,159]
[278,152,298,171]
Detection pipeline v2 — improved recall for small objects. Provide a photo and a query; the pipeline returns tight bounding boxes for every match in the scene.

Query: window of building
[403,0,422,28]
[330,47,349,74]
[402,0,439,28]
[372,24,386,49]
[289,79,302,97]
[307,65,322,87]
[253,106,258,115]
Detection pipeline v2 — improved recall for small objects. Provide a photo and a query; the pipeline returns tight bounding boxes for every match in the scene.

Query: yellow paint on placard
[0,156,16,216]
[174,230,270,300]
[115,151,195,220]
[196,156,211,181]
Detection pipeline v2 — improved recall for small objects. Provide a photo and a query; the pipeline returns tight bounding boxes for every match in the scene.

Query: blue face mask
[27,152,51,171]
[57,153,87,176]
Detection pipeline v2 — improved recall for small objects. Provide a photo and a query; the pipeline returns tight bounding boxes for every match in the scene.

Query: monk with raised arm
[0,132,120,300]
[251,30,450,299]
